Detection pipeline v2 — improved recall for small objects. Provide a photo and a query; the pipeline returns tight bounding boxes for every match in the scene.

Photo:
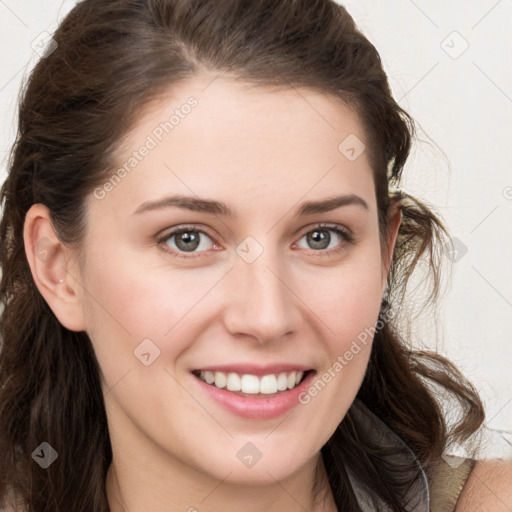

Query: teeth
[198,370,306,394]
[276,372,289,391]
[241,374,260,393]
[226,372,241,391]
[214,371,227,389]
[260,374,277,394]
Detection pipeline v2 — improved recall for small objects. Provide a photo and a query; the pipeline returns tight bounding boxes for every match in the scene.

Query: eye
[157,225,217,258]
[295,224,354,254]
[157,223,355,259]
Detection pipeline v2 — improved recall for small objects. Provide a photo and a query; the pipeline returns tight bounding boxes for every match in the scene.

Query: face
[69,75,398,485]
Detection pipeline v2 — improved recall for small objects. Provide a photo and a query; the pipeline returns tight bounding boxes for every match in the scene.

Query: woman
[0,0,510,510]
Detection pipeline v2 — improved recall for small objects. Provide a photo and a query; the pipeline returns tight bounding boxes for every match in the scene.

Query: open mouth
[191,369,314,398]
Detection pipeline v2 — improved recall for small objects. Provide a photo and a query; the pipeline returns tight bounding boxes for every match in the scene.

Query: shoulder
[455,458,512,511]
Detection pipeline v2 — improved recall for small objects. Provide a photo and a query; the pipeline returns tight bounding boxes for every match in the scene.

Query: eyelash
[156,223,355,260]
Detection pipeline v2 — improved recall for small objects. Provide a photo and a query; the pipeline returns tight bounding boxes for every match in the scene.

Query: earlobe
[23,204,87,332]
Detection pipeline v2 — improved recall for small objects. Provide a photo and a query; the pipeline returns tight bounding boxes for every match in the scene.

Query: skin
[456,459,512,511]
[24,74,402,511]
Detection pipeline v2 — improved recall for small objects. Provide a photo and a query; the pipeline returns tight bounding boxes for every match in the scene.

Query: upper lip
[192,363,314,377]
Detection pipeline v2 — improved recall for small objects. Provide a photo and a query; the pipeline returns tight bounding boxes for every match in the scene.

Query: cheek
[302,247,384,413]
[304,245,385,346]
[334,267,383,345]
[303,269,380,452]
[79,242,230,383]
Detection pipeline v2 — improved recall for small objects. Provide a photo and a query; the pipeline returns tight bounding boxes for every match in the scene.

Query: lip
[192,363,312,377]
[192,369,316,419]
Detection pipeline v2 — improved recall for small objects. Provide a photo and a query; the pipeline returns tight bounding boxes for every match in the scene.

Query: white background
[0,1,511,458]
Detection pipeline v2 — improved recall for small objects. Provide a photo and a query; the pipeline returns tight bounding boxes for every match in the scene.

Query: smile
[191,366,316,419]
[194,370,307,396]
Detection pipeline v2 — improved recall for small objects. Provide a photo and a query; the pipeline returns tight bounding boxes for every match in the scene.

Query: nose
[222,249,304,344]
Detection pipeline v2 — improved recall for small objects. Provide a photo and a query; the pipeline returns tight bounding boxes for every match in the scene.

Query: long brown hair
[0,1,484,510]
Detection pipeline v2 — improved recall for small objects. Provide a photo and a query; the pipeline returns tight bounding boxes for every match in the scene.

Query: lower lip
[193,371,316,419]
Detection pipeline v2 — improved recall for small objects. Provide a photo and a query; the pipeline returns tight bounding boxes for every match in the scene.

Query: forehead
[92,75,375,219]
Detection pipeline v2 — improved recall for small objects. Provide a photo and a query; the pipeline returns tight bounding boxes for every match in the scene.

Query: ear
[381,199,402,292]
[23,204,86,332]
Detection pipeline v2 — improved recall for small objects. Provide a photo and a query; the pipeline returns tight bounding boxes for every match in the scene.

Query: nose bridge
[223,239,301,343]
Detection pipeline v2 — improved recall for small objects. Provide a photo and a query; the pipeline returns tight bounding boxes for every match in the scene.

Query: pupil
[177,232,199,251]
[309,230,329,250]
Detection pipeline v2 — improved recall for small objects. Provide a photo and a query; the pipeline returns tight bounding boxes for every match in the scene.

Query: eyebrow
[132,193,369,217]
